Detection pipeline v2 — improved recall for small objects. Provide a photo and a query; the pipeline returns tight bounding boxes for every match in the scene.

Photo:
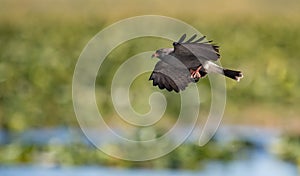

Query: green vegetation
[272,135,300,168]
[0,139,252,170]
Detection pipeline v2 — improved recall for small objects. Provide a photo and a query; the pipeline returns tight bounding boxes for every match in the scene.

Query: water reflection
[0,126,298,176]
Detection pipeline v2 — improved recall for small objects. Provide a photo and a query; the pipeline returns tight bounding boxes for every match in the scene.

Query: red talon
[190,66,202,79]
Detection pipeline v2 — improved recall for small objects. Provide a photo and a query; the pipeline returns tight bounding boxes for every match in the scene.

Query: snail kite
[149,34,243,92]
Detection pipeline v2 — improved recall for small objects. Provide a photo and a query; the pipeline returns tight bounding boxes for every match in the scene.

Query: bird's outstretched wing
[173,34,220,61]
[149,61,197,92]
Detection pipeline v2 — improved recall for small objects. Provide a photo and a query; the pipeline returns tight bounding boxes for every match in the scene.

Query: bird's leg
[190,66,202,79]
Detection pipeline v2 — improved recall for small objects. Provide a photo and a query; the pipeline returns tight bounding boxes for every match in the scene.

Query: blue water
[0,126,298,176]
[0,155,298,176]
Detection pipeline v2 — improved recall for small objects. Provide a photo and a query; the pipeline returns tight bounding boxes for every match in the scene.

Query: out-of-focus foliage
[0,139,252,170]
[272,135,300,168]
[0,0,299,132]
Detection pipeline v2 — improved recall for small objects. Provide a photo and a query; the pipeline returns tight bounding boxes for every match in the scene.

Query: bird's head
[151,48,174,59]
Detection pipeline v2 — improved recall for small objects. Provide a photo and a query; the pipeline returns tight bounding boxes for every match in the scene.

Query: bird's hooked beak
[151,52,159,58]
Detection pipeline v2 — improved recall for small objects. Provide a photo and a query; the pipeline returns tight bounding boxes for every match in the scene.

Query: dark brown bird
[149,34,243,92]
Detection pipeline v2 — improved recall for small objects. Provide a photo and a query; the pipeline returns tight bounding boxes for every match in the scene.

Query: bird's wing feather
[192,35,206,43]
[185,34,197,43]
[149,61,194,92]
[173,35,220,61]
[177,34,187,43]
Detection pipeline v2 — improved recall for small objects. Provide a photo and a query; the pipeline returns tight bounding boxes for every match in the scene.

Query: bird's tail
[223,69,243,82]
[204,61,243,82]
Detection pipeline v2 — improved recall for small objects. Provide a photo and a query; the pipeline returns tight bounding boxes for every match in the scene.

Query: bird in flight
[149,34,243,92]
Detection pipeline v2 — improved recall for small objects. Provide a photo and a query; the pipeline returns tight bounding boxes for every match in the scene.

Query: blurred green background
[0,0,300,172]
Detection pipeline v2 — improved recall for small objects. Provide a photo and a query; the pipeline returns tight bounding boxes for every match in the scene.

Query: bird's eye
[173,42,179,46]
